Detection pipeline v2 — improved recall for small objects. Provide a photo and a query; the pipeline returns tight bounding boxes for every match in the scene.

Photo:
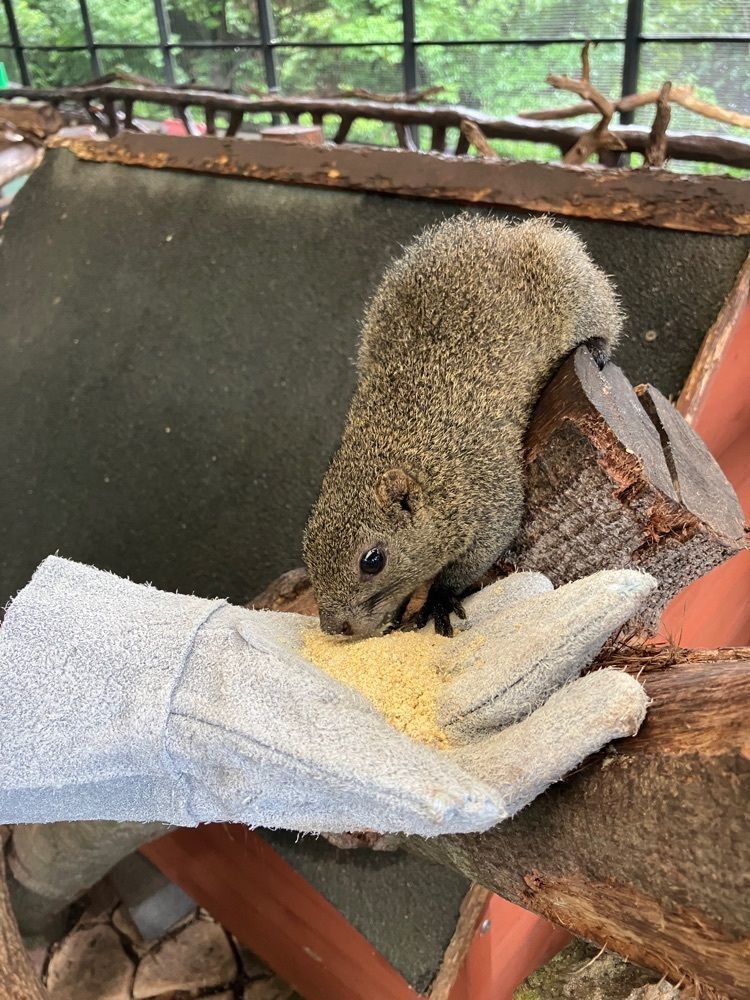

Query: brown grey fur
[303,214,622,636]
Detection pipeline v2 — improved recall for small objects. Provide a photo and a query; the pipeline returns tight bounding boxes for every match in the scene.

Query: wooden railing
[4,83,750,170]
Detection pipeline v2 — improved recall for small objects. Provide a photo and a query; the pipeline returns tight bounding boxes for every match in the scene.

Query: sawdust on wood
[303,627,484,749]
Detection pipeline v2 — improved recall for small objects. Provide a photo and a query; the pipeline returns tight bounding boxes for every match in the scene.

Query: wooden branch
[175,104,200,138]
[4,84,750,169]
[394,122,417,151]
[547,42,627,164]
[5,83,749,168]
[334,114,354,144]
[519,89,669,120]
[645,81,672,167]
[412,654,750,999]
[0,829,47,999]
[671,89,750,131]
[546,42,613,119]
[221,109,241,138]
[510,349,745,632]
[78,69,160,90]
[338,85,444,105]
[521,82,750,136]
[250,349,749,995]
[459,119,497,158]
[561,117,626,165]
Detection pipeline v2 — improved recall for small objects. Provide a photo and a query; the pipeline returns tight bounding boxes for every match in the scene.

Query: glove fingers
[448,669,648,817]
[438,569,656,743]
[458,572,553,624]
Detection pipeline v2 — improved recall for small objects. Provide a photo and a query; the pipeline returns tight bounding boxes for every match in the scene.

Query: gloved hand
[0,556,654,836]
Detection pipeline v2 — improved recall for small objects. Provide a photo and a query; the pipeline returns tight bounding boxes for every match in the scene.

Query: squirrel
[303,214,622,638]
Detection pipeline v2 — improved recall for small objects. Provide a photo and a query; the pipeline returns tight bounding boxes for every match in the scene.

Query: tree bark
[0,828,47,999]
[251,348,749,997]
[506,348,745,633]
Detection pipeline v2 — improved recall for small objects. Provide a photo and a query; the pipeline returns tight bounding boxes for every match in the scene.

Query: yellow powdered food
[303,627,483,749]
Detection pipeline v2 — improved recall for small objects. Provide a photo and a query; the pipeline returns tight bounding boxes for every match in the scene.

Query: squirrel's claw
[407,584,466,638]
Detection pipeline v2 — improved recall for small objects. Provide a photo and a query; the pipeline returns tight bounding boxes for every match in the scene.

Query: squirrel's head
[303,466,447,638]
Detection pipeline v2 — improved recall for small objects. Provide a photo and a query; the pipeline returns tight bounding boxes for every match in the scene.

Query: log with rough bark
[251,348,749,998]
[645,82,672,168]
[1,828,47,999]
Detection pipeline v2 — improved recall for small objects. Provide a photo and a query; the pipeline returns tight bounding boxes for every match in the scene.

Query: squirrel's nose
[319,612,353,636]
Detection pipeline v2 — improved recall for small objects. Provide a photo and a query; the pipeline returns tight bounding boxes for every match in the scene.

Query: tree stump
[507,348,746,633]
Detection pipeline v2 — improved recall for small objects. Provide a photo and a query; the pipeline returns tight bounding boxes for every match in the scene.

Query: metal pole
[2,0,30,86]
[256,0,278,91]
[78,0,101,78]
[402,0,417,95]
[153,0,175,84]
[620,0,644,123]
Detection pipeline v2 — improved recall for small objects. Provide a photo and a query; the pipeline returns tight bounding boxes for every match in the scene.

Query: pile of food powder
[302,627,483,749]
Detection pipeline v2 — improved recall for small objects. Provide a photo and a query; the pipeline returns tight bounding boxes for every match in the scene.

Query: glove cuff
[0,555,225,824]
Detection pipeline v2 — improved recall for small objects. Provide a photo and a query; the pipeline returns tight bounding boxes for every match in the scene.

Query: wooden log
[412,653,750,999]
[49,132,750,237]
[0,828,47,999]
[645,82,672,168]
[259,124,324,145]
[507,348,746,633]
[250,349,749,996]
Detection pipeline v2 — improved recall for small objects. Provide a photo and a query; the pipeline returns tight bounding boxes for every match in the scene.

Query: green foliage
[2,1,747,172]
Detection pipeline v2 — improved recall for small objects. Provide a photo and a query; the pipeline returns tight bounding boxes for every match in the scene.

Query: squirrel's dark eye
[360,547,386,575]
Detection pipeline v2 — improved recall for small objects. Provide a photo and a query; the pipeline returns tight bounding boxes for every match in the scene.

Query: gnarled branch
[546,42,627,164]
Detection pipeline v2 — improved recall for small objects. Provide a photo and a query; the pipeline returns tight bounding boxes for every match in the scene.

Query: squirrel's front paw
[406,584,466,638]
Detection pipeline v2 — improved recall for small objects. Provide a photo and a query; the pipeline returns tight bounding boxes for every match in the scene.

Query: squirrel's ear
[375,468,423,520]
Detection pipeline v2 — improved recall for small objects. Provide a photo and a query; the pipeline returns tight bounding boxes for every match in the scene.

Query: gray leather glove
[0,557,654,836]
